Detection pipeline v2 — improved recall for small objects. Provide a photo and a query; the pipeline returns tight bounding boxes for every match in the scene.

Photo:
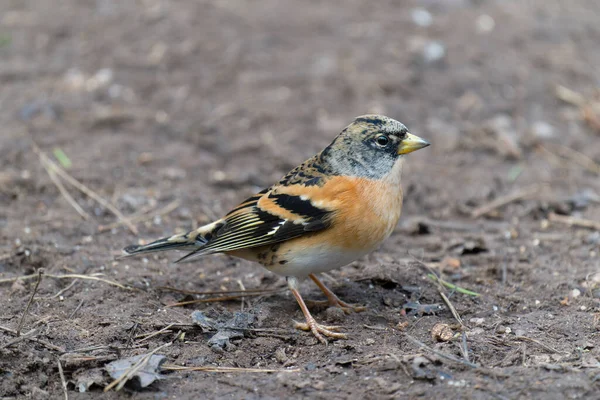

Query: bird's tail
[121,220,223,261]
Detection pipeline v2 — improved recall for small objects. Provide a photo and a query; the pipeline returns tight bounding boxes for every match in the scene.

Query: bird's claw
[293,319,348,344]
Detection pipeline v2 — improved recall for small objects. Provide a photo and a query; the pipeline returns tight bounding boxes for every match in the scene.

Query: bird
[122,115,430,343]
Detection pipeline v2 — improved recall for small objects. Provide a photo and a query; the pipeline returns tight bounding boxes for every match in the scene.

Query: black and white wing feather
[122,184,333,263]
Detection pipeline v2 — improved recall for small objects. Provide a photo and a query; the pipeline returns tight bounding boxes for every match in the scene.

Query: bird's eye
[375,135,390,147]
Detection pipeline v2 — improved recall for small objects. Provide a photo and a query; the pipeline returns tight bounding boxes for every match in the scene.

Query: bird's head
[323,114,430,179]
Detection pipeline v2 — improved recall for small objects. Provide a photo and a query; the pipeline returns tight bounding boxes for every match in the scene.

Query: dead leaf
[105,354,166,390]
[191,310,255,351]
[73,368,107,393]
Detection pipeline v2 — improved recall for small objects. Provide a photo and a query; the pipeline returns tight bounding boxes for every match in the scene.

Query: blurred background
[1,0,600,398]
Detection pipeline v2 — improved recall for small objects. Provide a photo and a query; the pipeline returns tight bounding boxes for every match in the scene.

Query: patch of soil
[1,0,600,398]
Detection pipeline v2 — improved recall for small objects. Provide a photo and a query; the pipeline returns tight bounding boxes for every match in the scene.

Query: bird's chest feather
[232,163,405,276]
[333,176,403,249]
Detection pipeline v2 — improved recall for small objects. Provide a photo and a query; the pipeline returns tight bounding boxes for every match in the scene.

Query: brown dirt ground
[2,0,600,398]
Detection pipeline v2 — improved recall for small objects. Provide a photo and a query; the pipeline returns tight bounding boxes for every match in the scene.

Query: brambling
[123,115,430,343]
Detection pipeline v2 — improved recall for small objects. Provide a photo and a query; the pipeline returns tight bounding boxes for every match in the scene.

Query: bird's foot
[293,318,347,344]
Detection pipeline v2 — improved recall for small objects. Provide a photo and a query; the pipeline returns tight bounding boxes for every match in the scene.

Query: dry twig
[99,199,180,232]
[404,334,479,368]
[161,364,300,373]
[16,269,44,336]
[156,286,285,296]
[539,143,600,175]
[460,331,470,363]
[411,256,469,327]
[514,335,564,354]
[135,324,175,342]
[0,273,132,291]
[555,85,586,107]
[31,140,138,234]
[166,294,261,307]
[0,328,39,350]
[57,358,69,400]
[47,280,78,299]
[164,288,284,307]
[68,299,84,319]
[548,212,600,231]
[555,85,600,133]
[104,342,172,392]
[471,184,542,218]
[46,169,91,220]
[0,325,65,352]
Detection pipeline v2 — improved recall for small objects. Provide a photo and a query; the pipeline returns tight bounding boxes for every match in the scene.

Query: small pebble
[411,8,433,27]
[431,323,453,342]
[422,41,446,63]
[531,121,554,138]
[275,348,288,364]
[476,14,495,33]
[496,325,511,334]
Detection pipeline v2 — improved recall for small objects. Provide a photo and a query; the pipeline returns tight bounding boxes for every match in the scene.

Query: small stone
[411,8,433,27]
[431,323,453,342]
[448,379,468,387]
[571,288,582,298]
[476,14,495,33]
[275,348,288,364]
[496,325,511,334]
[531,121,555,138]
[469,317,485,326]
[422,41,446,63]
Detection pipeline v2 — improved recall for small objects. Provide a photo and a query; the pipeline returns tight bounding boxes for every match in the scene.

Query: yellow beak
[397,133,430,155]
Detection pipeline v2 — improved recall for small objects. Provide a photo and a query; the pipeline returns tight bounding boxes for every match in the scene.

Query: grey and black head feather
[319,114,409,179]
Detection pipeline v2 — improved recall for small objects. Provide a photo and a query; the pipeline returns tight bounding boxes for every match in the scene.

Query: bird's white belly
[267,243,371,277]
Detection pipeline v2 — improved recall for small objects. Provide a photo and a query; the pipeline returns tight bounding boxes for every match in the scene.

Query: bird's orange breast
[280,175,403,251]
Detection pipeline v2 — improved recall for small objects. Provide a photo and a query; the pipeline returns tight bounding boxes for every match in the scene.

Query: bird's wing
[174,183,335,262]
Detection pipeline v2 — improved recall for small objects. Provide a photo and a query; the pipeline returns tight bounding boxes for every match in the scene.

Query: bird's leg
[308,273,366,314]
[287,276,347,344]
